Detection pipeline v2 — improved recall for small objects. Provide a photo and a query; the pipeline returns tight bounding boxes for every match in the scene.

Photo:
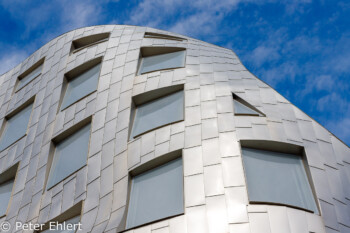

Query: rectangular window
[144,32,186,41]
[37,201,82,233]
[71,32,110,53]
[0,179,14,217]
[241,147,318,213]
[0,103,33,151]
[47,124,91,189]
[0,164,18,217]
[126,157,184,229]
[138,47,186,75]
[60,63,101,110]
[16,59,44,91]
[17,64,43,91]
[130,89,184,139]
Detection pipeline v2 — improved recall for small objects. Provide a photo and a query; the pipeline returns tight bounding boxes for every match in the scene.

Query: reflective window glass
[47,124,91,189]
[131,90,183,139]
[126,158,184,229]
[61,64,101,110]
[0,103,33,151]
[233,99,260,115]
[0,179,14,216]
[17,64,43,90]
[242,147,318,213]
[139,50,185,74]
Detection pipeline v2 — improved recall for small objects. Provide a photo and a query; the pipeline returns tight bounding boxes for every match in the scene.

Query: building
[0,25,349,233]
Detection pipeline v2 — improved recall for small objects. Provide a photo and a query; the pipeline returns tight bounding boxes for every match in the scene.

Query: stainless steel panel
[222,157,245,187]
[183,146,204,176]
[186,205,208,233]
[203,164,225,196]
[202,138,221,166]
[206,195,229,233]
[184,174,205,207]
[249,212,272,233]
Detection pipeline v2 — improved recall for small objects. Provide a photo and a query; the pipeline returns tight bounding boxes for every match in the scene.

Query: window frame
[0,97,35,152]
[129,85,185,140]
[239,140,320,214]
[15,58,45,92]
[45,117,92,190]
[123,150,185,231]
[144,32,187,41]
[137,47,186,75]
[232,93,265,116]
[59,57,102,111]
[70,33,110,54]
[0,163,19,218]
[37,201,83,233]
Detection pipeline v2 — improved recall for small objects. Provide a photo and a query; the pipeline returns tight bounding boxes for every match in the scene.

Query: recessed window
[138,47,186,75]
[126,157,184,229]
[233,93,264,116]
[16,60,44,91]
[0,179,14,217]
[71,33,110,53]
[0,103,33,151]
[144,32,186,41]
[47,123,91,189]
[241,147,318,213]
[60,62,101,110]
[0,164,18,217]
[130,86,184,139]
[38,201,82,233]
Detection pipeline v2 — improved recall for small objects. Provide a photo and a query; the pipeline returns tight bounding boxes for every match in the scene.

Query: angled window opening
[232,93,264,116]
[138,47,186,75]
[60,57,102,111]
[129,85,184,140]
[0,163,19,217]
[240,140,319,214]
[71,32,110,54]
[16,58,45,91]
[125,150,184,230]
[46,118,91,190]
[38,201,82,232]
[144,32,186,41]
[0,98,34,151]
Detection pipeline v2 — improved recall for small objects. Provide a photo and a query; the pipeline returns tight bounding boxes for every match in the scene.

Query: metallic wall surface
[0,25,349,233]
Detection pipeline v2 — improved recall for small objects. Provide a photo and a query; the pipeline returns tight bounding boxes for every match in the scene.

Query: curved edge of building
[0,25,349,233]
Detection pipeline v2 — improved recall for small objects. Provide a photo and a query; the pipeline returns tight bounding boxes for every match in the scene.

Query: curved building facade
[0,25,349,233]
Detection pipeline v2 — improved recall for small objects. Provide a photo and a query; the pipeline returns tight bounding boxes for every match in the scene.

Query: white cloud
[283,35,321,55]
[0,0,105,75]
[59,0,103,32]
[247,46,280,67]
[259,61,299,86]
[283,0,312,14]
[326,117,350,145]
[124,0,243,39]
[169,11,224,38]
[125,0,182,27]
[0,49,28,76]
[314,75,334,91]
[316,92,348,112]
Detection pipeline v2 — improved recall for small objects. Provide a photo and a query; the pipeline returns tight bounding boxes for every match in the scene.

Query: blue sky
[1,0,349,145]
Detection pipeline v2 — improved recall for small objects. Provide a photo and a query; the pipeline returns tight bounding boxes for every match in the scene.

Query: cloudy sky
[0,0,349,145]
